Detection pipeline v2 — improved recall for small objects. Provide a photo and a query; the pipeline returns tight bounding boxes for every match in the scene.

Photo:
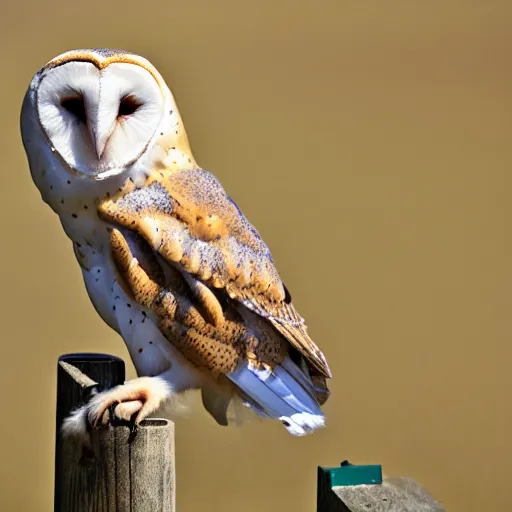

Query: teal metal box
[320,461,383,487]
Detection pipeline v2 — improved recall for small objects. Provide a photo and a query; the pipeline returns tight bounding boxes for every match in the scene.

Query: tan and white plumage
[20,48,331,438]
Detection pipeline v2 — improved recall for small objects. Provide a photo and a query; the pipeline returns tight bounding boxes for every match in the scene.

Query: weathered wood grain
[318,468,446,512]
[54,353,175,512]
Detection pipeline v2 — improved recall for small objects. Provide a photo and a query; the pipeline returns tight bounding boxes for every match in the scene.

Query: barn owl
[20,48,331,438]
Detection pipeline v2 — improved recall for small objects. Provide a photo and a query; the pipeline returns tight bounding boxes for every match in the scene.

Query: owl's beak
[88,107,117,160]
[90,126,108,160]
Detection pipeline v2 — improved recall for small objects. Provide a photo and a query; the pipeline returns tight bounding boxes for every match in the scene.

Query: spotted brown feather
[109,228,288,376]
[99,168,332,378]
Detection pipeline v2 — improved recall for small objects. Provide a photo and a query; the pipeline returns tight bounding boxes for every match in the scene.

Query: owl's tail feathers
[227,356,328,436]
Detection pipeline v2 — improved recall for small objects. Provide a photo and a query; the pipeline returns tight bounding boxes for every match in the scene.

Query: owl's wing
[98,167,331,378]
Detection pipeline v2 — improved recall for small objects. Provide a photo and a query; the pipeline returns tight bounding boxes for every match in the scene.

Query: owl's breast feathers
[98,167,331,379]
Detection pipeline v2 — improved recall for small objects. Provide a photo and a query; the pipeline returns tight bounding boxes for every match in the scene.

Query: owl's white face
[35,59,164,178]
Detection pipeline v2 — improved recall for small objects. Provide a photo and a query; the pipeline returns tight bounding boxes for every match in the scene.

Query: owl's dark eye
[61,96,87,124]
[118,95,141,117]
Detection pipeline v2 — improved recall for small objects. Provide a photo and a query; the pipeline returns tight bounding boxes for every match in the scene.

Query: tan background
[0,1,510,511]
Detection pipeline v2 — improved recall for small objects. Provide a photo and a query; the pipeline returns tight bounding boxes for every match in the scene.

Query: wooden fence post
[54,353,175,512]
[317,463,446,512]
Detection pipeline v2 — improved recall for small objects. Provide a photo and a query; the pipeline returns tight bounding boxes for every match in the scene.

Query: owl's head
[21,48,194,181]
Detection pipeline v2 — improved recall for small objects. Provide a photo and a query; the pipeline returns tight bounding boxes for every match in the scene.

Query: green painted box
[320,461,383,487]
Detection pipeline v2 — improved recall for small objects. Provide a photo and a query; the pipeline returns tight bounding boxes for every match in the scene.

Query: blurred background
[1,1,510,511]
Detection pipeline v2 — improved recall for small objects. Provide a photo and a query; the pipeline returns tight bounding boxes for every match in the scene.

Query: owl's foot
[62,376,172,442]
[89,377,171,428]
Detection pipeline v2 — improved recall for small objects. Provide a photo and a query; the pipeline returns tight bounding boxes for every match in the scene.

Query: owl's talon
[127,420,139,443]
[107,403,118,426]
